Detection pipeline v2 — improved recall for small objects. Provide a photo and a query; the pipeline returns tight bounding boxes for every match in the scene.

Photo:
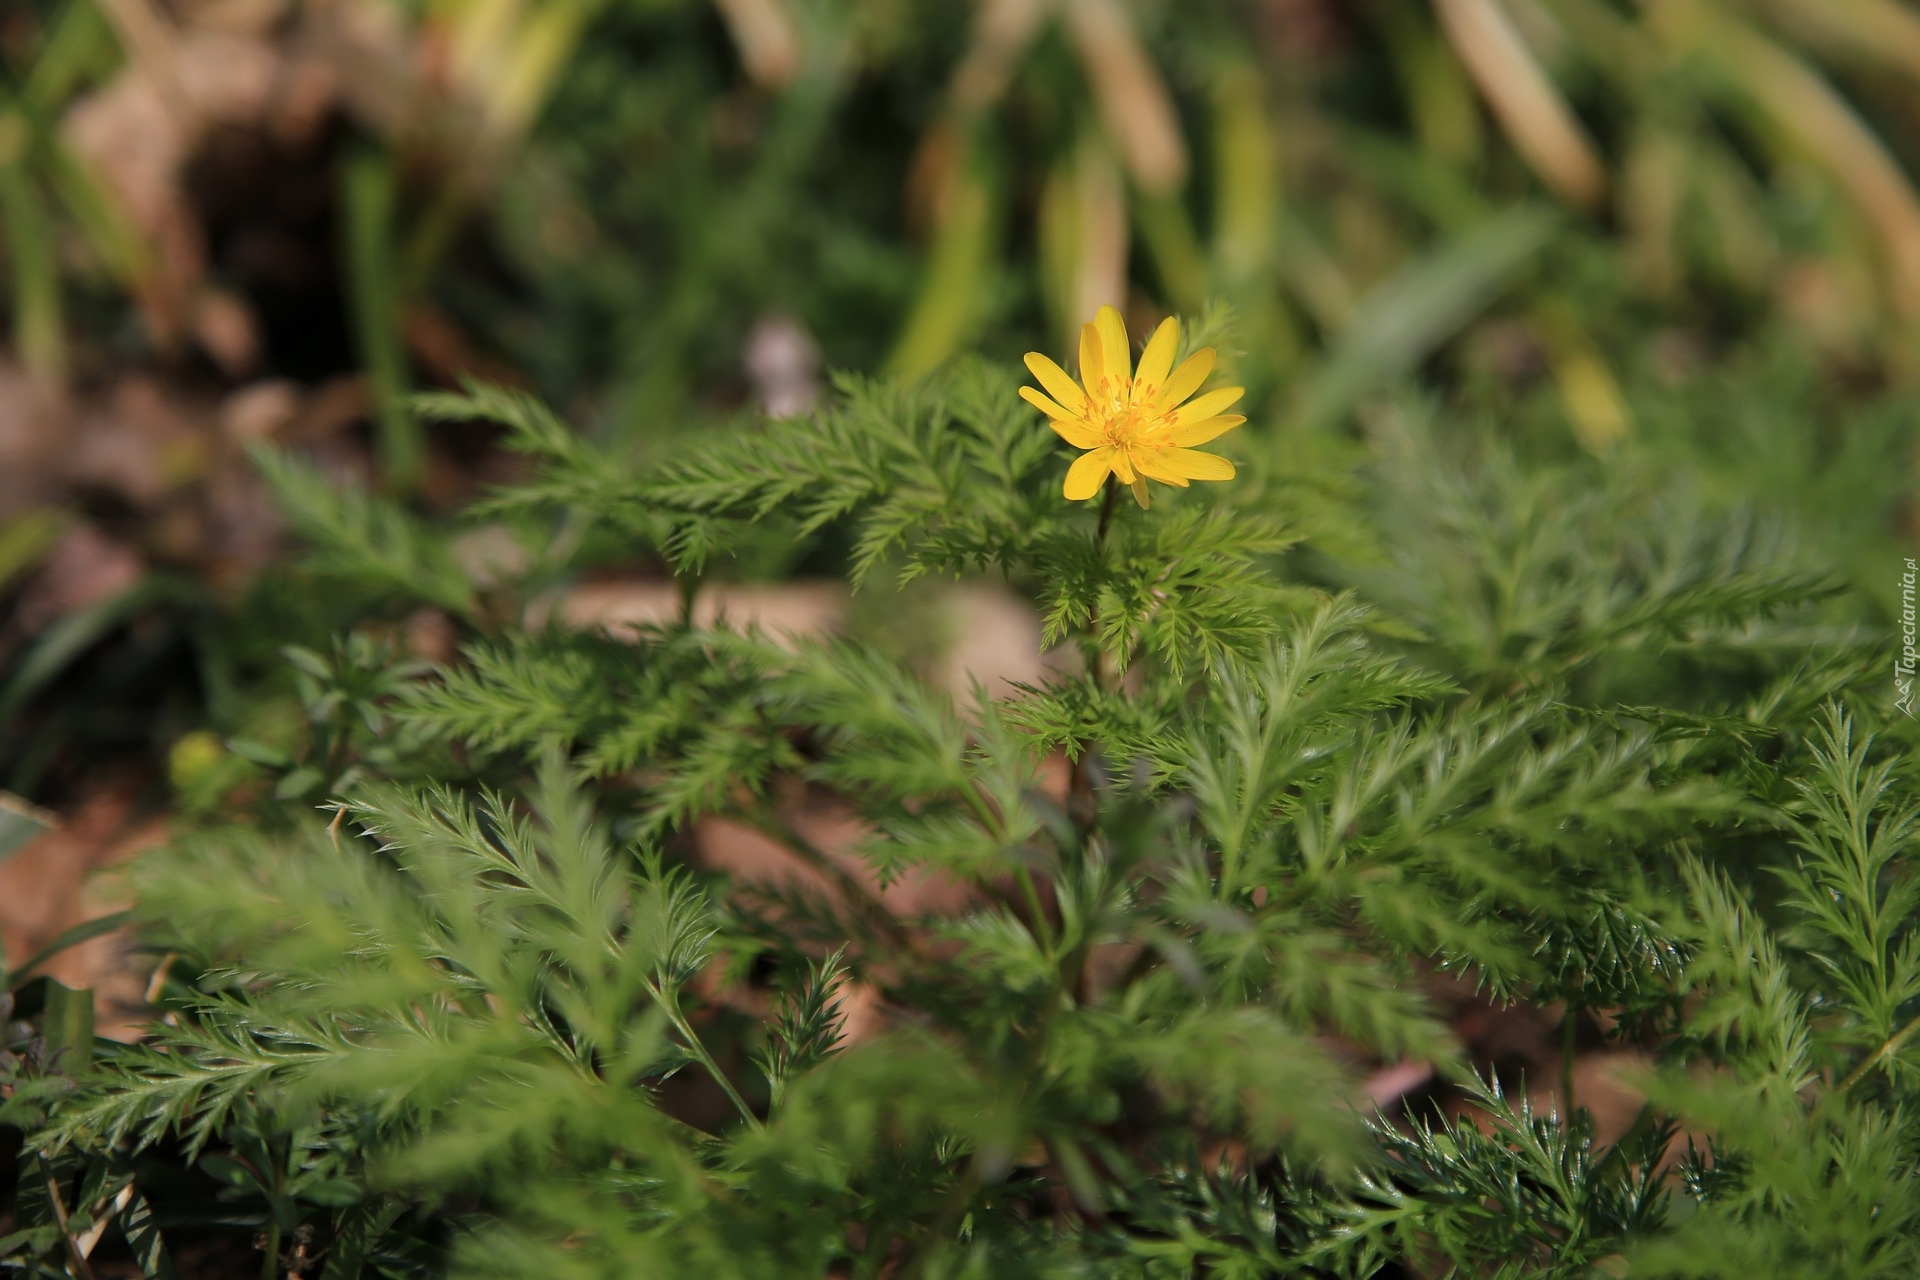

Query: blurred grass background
[0,0,1916,802]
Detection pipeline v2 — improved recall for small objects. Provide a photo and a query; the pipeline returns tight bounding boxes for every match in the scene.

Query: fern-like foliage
[15,357,1915,1279]
[1624,709,1920,1278]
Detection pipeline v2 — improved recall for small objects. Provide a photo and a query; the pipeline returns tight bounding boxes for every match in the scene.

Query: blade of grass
[1706,11,1920,316]
[946,0,1048,114]
[1434,0,1606,208]
[1210,61,1278,283]
[713,0,800,90]
[1289,205,1560,430]
[1537,301,1632,453]
[1278,213,1357,335]
[48,138,151,297]
[0,792,57,864]
[40,978,95,1074]
[1379,0,1483,165]
[23,0,121,109]
[1753,0,1920,86]
[886,132,998,378]
[90,0,189,125]
[119,1184,180,1280]
[1137,192,1207,316]
[0,576,192,725]
[1065,0,1187,195]
[1039,134,1128,354]
[494,0,612,137]
[343,147,421,493]
[0,113,66,383]
[6,913,132,993]
[0,509,68,595]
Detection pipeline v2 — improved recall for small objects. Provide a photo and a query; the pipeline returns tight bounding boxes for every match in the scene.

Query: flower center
[1090,377,1161,450]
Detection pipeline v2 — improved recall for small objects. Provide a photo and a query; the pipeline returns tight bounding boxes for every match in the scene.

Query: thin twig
[38,1159,99,1280]
[143,951,178,1005]
[74,1183,135,1260]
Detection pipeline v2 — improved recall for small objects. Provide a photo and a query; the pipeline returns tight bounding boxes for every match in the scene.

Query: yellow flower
[1021,305,1246,509]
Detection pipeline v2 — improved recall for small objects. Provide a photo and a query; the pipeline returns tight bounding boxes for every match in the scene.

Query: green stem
[676,569,704,629]
[1561,1006,1578,1120]
[259,1220,280,1280]
[1135,192,1207,316]
[0,141,66,383]
[1070,476,1124,829]
[653,983,763,1130]
[1012,865,1055,956]
[343,146,420,494]
[1839,1009,1920,1092]
[1095,472,1120,543]
[901,472,1127,1280]
[1087,475,1120,690]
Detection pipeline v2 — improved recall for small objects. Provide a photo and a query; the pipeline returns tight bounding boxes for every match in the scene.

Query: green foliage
[253,448,478,618]
[5,346,1913,1278]
[10,0,1920,1270]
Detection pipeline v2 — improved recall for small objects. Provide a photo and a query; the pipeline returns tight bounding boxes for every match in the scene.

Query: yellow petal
[1095,304,1131,388]
[1163,448,1236,481]
[1063,447,1115,500]
[1132,450,1190,486]
[1130,477,1151,508]
[1169,386,1244,426]
[1132,316,1178,405]
[1023,352,1088,413]
[1152,347,1216,412]
[1048,416,1105,449]
[1079,321,1105,393]
[1166,413,1245,446]
[1019,385,1075,419]
[1110,448,1137,485]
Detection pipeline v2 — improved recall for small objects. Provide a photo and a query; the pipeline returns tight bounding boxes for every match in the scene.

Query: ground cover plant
[3,302,1918,1276]
[3,0,1920,1277]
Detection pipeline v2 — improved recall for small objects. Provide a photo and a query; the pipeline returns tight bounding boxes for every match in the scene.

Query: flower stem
[1088,475,1120,689]
[1069,475,1124,828]
[1095,472,1120,545]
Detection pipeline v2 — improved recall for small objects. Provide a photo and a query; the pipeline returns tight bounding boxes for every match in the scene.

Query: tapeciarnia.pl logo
[1900,557,1918,718]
